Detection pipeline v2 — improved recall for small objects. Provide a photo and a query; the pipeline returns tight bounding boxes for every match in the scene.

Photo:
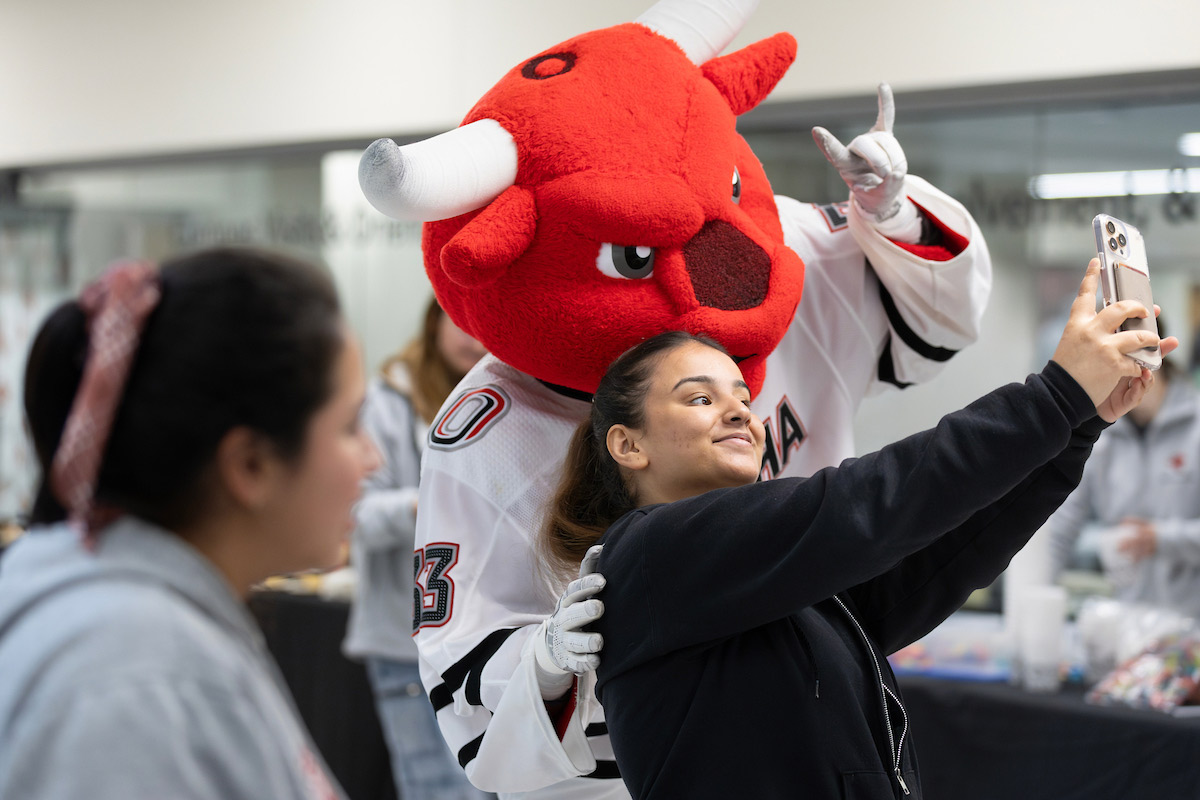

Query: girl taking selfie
[542,259,1173,799]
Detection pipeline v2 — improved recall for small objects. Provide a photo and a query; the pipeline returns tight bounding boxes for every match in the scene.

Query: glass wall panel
[743,98,1200,454]
[1,88,1198,528]
[2,152,430,522]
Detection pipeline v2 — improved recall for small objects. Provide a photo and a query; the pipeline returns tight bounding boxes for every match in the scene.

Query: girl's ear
[606,424,649,471]
[214,426,280,509]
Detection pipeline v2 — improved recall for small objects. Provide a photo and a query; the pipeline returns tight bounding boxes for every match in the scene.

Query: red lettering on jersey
[429,386,510,451]
[759,394,806,481]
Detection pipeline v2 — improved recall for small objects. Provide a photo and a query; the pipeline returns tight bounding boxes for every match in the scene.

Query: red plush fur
[441,186,538,286]
[424,22,803,395]
[702,33,797,116]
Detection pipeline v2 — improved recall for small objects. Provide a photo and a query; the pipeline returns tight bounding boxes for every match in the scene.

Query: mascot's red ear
[701,32,797,116]
[440,185,538,287]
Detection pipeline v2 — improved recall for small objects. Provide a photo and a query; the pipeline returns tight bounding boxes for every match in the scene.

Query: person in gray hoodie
[1047,351,1200,619]
[0,248,380,800]
[342,295,490,800]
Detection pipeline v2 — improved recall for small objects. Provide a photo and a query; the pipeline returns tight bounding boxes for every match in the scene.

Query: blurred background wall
[0,0,1198,522]
[1,0,1197,166]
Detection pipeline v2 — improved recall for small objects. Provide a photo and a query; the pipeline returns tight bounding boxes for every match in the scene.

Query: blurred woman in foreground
[0,248,379,799]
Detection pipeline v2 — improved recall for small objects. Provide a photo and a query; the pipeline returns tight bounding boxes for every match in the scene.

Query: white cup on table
[1012,584,1068,692]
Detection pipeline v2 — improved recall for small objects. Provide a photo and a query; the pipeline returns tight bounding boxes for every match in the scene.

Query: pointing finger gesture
[812,83,908,221]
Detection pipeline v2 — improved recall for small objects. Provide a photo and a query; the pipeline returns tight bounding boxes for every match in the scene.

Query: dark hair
[541,331,727,577]
[24,247,343,530]
[384,297,469,424]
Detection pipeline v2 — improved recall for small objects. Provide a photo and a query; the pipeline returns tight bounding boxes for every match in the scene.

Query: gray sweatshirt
[0,517,346,800]
[1046,378,1200,618]
[342,371,424,663]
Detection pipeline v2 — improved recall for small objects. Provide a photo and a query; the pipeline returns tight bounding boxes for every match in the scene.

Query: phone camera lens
[1118,233,1127,247]
[1106,221,1117,234]
[1109,238,1119,251]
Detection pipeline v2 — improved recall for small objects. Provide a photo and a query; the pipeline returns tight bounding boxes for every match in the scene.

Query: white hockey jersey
[413,177,991,798]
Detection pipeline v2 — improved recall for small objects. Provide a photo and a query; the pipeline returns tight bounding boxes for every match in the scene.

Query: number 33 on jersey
[413,543,460,633]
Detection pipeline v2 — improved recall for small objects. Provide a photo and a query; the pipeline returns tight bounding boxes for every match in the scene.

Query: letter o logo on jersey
[429,386,510,450]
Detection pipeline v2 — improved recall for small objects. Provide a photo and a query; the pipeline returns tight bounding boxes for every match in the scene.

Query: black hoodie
[594,362,1104,799]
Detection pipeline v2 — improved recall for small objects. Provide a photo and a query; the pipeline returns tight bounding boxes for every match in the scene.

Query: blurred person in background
[342,296,491,800]
[0,248,379,799]
[1047,318,1200,620]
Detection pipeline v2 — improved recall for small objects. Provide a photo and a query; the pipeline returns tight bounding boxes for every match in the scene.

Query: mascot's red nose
[683,220,771,310]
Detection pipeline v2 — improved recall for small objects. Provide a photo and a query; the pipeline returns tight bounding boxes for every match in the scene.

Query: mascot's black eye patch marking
[523,53,577,80]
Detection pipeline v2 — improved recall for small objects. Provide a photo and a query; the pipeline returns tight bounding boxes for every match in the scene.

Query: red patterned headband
[49,260,161,546]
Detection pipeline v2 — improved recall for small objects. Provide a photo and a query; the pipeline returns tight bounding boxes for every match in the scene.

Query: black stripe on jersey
[429,627,521,711]
[876,271,957,363]
[429,683,454,712]
[458,733,484,768]
[586,760,623,779]
[584,722,608,736]
[876,336,913,389]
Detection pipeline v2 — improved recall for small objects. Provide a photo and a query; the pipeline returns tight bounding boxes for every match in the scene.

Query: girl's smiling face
[609,341,765,506]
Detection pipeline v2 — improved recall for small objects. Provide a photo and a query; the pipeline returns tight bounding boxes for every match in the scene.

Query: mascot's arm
[809,84,992,390]
[847,174,992,390]
[413,446,605,791]
[775,172,991,405]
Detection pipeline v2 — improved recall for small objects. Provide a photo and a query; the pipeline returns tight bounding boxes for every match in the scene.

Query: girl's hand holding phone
[1052,258,1177,422]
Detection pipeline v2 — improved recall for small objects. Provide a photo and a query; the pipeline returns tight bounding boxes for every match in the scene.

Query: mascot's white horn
[358,118,518,223]
[358,0,760,222]
[634,0,759,65]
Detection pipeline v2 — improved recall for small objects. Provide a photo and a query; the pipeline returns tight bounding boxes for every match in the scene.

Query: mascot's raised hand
[812,83,921,241]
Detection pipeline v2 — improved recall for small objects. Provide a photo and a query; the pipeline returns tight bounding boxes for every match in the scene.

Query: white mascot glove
[812,83,921,242]
[533,545,606,699]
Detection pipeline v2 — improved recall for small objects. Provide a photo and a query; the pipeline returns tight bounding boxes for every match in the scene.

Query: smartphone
[1093,214,1161,371]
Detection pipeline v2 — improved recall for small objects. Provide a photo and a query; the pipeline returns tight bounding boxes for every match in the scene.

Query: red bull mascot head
[359,0,802,395]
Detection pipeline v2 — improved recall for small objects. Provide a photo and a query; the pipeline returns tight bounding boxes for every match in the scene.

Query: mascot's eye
[597,244,656,280]
[731,167,742,204]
